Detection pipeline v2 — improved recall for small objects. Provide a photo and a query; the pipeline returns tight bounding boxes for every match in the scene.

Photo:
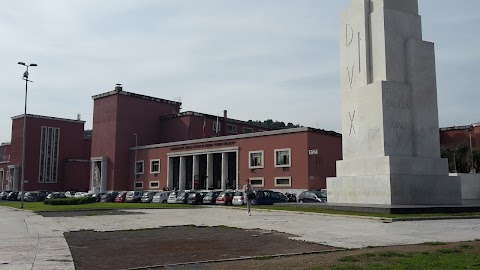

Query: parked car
[152,191,171,203]
[65,191,76,198]
[7,191,19,201]
[92,192,106,202]
[167,192,178,204]
[0,191,12,200]
[125,191,143,203]
[140,191,157,203]
[298,190,327,203]
[46,192,67,199]
[100,191,119,202]
[215,191,235,205]
[251,190,288,205]
[275,192,289,203]
[175,190,192,204]
[17,191,25,201]
[114,191,128,203]
[232,191,245,206]
[187,191,206,205]
[202,191,221,205]
[24,192,41,202]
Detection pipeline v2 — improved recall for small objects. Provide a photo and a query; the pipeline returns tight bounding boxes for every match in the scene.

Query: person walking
[243,179,254,216]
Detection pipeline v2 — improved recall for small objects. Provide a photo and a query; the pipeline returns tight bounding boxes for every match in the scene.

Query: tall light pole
[133,133,138,191]
[18,62,37,209]
[467,126,475,173]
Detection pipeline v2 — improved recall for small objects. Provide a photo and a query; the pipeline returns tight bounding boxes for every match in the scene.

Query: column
[192,155,199,190]
[179,156,186,191]
[168,157,174,190]
[207,153,213,190]
[221,152,228,190]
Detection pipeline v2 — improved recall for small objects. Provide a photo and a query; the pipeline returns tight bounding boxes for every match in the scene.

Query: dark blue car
[251,190,288,205]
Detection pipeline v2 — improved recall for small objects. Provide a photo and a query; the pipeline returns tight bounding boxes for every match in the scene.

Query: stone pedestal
[327,0,462,205]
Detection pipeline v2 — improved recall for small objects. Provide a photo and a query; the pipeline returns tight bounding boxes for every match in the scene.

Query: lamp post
[451,148,458,173]
[18,62,37,209]
[467,126,475,173]
[133,133,138,191]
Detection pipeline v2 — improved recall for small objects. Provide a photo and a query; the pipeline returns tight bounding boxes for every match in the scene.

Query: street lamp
[18,62,37,209]
[451,148,458,173]
[467,126,475,173]
[133,133,138,191]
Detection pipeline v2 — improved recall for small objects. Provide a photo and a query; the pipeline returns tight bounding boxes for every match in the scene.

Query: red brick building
[440,123,480,149]
[90,84,342,194]
[0,84,342,195]
[0,115,91,192]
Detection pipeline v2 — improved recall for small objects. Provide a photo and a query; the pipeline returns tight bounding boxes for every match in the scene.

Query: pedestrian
[243,179,254,216]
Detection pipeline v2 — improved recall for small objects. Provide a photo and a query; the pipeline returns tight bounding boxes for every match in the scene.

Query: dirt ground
[63,223,480,270]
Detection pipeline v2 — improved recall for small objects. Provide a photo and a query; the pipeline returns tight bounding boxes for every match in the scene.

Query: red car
[215,191,235,206]
[114,191,127,203]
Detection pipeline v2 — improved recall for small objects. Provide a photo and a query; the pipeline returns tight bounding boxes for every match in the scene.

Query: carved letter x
[349,111,356,135]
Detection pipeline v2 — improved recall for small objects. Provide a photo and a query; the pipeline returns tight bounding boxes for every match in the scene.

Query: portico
[167,147,238,191]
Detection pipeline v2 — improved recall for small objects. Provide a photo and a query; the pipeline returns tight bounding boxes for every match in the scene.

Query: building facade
[0,115,91,192]
[0,84,342,195]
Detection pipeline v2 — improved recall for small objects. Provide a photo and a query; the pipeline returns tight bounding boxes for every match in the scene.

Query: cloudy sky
[1,0,479,143]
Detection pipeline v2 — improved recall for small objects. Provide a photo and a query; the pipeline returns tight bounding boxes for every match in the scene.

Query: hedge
[43,196,96,205]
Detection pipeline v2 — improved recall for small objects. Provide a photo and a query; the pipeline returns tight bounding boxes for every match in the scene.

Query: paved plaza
[1,206,479,269]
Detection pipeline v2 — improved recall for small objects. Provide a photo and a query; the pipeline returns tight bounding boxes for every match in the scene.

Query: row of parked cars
[0,189,328,204]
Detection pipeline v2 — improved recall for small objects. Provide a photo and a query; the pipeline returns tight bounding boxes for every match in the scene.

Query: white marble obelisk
[327,0,462,205]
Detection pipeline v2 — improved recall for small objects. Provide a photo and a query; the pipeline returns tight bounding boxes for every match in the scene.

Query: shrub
[44,197,96,205]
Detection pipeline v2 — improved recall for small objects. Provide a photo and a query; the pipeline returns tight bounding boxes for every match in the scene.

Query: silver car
[152,191,171,203]
[167,192,178,204]
[232,190,245,206]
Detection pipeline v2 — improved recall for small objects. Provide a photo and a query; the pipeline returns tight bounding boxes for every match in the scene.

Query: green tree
[441,144,478,173]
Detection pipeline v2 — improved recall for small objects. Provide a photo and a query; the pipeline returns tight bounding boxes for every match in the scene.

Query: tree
[247,119,300,130]
[441,143,479,173]
[84,129,92,138]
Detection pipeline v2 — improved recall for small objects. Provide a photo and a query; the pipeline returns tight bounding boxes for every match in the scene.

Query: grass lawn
[305,243,480,270]
[0,201,198,212]
[2,200,480,220]
[252,205,480,219]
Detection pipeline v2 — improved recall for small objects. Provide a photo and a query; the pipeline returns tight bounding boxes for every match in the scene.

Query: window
[38,126,60,183]
[136,160,144,174]
[249,177,264,187]
[243,127,253,133]
[135,182,143,189]
[227,124,237,133]
[150,159,160,174]
[275,177,291,187]
[274,148,291,167]
[212,122,222,132]
[150,181,159,188]
[249,151,264,169]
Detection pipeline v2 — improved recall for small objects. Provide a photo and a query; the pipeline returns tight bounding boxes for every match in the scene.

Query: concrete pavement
[1,206,480,269]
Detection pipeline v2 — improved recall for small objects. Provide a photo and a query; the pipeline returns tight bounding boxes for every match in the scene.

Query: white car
[232,190,245,206]
[152,191,171,203]
[167,192,178,204]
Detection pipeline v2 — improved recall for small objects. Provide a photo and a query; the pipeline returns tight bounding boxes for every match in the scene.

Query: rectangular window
[249,151,264,169]
[38,126,60,183]
[136,161,144,174]
[275,177,292,187]
[274,148,291,167]
[150,181,159,188]
[227,124,237,133]
[150,159,160,174]
[135,182,143,189]
[249,177,264,187]
[243,127,253,133]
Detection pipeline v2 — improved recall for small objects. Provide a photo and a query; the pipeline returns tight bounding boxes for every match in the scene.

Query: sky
[1,0,479,143]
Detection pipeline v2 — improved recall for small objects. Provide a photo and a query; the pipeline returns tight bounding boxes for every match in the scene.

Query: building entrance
[168,148,238,191]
